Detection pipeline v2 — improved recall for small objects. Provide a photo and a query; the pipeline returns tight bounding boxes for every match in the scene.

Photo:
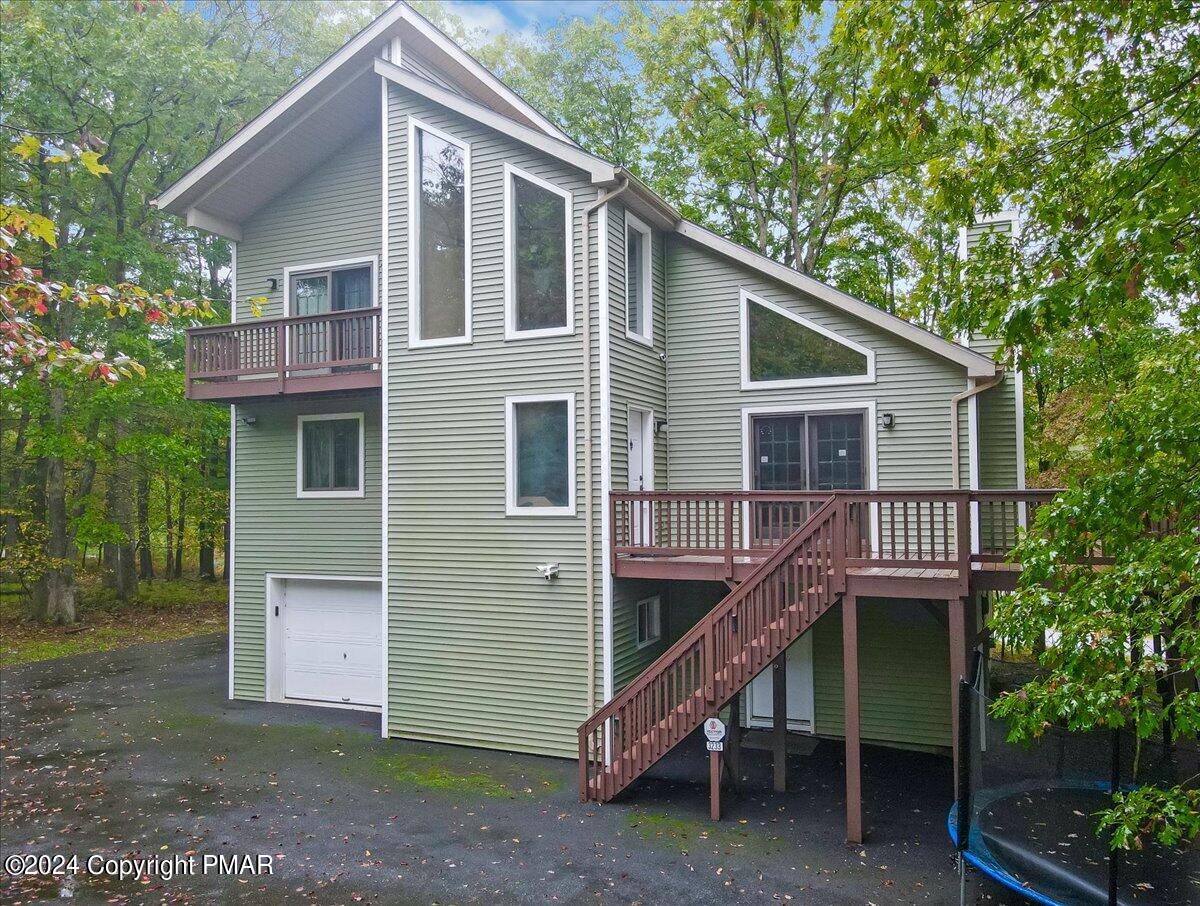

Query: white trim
[379,74,390,738]
[396,4,573,143]
[597,203,615,705]
[227,241,237,701]
[264,573,384,714]
[739,289,876,390]
[623,211,653,346]
[407,116,472,348]
[503,163,575,341]
[186,208,242,241]
[281,256,379,316]
[1014,366,1027,528]
[374,58,612,182]
[296,412,366,499]
[504,392,577,516]
[968,382,981,554]
[635,595,663,649]
[676,220,996,378]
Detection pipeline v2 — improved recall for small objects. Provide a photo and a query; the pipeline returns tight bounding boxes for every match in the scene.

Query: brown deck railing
[611,489,1068,581]
[185,307,381,400]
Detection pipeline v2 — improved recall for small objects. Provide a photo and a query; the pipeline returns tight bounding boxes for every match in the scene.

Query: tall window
[506,394,575,515]
[297,414,363,498]
[625,214,652,343]
[741,291,874,389]
[411,120,469,346]
[505,164,572,338]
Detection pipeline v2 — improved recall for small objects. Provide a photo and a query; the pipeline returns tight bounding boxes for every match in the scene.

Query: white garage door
[279,578,381,708]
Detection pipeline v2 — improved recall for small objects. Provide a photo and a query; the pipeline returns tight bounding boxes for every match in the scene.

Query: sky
[437,0,612,40]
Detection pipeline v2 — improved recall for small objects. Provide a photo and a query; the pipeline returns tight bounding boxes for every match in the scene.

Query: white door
[628,409,653,544]
[744,633,815,731]
[277,578,382,708]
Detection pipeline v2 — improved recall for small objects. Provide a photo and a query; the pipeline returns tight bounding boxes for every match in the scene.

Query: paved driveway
[2,634,1013,904]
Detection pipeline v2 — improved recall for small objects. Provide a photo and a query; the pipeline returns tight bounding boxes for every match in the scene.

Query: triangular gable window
[742,292,874,387]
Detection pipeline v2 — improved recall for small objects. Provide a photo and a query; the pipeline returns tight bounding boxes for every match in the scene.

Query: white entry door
[276,578,382,709]
[744,633,815,732]
[628,409,653,544]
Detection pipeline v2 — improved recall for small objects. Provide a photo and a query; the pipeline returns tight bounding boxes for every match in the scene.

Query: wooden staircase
[579,497,846,802]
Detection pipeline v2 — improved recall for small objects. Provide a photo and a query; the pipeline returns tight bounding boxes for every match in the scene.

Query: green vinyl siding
[612,578,670,691]
[385,81,602,759]
[230,395,382,700]
[235,128,381,321]
[812,598,951,750]
[229,125,383,701]
[663,237,970,494]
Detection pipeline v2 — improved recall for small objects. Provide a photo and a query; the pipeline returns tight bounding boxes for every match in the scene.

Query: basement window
[297,414,364,498]
[506,394,575,516]
[637,596,662,648]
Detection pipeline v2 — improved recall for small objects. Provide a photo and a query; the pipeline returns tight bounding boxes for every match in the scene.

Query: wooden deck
[185,307,382,402]
[610,490,1053,595]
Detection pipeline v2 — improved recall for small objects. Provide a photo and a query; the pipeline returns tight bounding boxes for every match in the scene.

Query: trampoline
[949,661,1198,905]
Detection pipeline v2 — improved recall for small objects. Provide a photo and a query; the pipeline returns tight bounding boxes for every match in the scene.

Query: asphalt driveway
[2,634,1024,904]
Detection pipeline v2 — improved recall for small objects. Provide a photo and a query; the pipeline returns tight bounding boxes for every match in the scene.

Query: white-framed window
[636,596,662,649]
[624,212,652,345]
[296,413,365,499]
[283,257,377,316]
[408,117,471,348]
[505,392,576,516]
[739,289,875,390]
[503,163,573,340]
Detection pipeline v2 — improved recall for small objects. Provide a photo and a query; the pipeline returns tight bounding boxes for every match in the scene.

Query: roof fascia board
[155,3,408,213]
[397,2,574,144]
[375,58,617,184]
[675,220,997,377]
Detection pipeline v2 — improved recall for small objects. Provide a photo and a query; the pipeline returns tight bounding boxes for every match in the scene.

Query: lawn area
[0,578,226,667]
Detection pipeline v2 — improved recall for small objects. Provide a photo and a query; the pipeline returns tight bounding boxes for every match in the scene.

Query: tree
[837,0,1200,847]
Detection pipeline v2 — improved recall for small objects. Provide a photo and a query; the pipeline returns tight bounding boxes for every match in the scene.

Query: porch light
[266,278,278,292]
[655,418,668,434]
[881,412,895,429]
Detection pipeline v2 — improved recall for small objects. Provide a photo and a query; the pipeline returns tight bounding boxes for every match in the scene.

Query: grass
[373,752,519,798]
[0,577,227,667]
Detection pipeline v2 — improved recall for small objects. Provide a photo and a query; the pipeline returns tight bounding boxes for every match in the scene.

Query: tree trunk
[164,478,175,578]
[198,455,215,581]
[41,385,76,624]
[104,424,138,600]
[137,466,154,580]
[174,486,186,579]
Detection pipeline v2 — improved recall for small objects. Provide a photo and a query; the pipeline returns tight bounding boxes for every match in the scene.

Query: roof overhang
[154,1,572,232]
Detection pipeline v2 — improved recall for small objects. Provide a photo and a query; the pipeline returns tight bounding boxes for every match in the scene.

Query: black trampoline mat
[976,785,1198,905]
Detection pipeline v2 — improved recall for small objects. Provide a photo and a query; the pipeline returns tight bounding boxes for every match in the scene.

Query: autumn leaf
[79,150,111,176]
[11,135,41,159]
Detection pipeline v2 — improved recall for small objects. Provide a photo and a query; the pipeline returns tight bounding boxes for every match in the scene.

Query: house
[160,2,1032,842]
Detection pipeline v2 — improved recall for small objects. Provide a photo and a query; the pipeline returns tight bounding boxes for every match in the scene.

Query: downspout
[950,370,1004,489]
[582,177,630,715]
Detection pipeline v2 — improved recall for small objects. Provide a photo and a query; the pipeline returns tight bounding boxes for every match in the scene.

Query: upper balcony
[184,308,381,402]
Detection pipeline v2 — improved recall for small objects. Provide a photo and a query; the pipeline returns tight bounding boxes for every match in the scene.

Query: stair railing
[579,496,843,801]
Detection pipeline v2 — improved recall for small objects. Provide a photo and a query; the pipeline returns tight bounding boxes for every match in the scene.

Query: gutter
[581,177,630,716]
[950,371,1004,489]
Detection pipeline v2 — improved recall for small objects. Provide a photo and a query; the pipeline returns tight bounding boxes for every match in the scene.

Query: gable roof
[157,1,996,379]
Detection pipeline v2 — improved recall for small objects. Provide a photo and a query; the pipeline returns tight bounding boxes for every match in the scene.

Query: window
[287,262,375,315]
[741,290,874,389]
[505,164,572,339]
[297,414,364,498]
[625,213,652,344]
[636,597,662,649]
[505,394,575,515]
[409,119,470,347]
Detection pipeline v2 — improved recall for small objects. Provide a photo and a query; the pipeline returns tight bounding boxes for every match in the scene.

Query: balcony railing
[184,307,381,401]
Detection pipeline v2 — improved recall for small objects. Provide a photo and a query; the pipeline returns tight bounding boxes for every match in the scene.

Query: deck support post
[772,652,788,792]
[948,596,977,782]
[709,749,721,821]
[843,593,863,844]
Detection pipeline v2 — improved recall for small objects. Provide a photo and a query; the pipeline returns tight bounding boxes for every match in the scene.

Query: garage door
[279,578,381,708]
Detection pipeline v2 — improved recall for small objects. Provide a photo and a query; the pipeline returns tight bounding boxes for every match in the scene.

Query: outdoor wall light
[655,418,669,434]
[240,415,258,427]
[881,412,896,429]
[535,563,560,581]
[266,278,278,292]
